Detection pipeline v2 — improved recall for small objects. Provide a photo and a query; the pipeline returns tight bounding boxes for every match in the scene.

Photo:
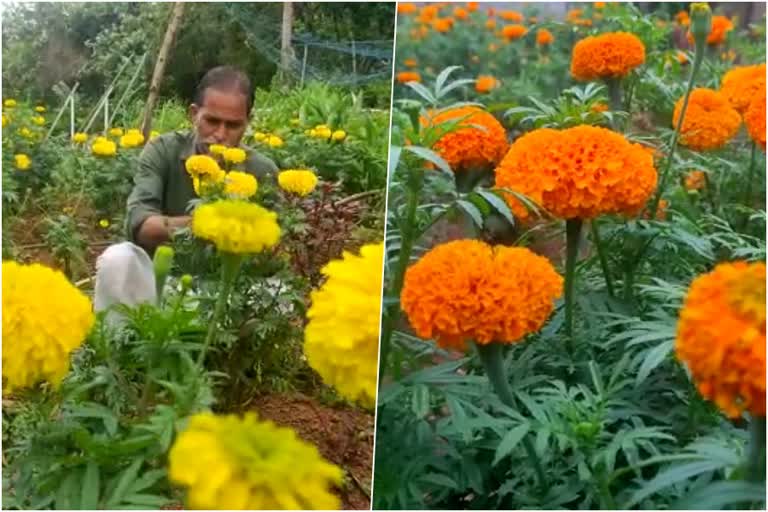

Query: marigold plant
[720,63,766,113]
[401,240,563,351]
[494,125,658,219]
[186,154,223,180]
[169,412,343,509]
[278,169,319,196]
[745,88,766,150]
[192,200,281,254]
[304,243,384,409]
[676,261,766,418]
[3,261,95,392]
[224,171,258,199]
[673,88,740,151]
[571,32,646,81]
[421,106,508,172]
[72,132,88,144]
[92,138,117,157]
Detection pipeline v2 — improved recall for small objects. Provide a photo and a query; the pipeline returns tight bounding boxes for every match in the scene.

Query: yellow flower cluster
[92,136,117,157]
[109,127,124,137]
[209,143,226,156]
[278,169,319,196]
[4,99,16,108]
[169,412,343,510]
[35,106,46,113]
[72,132,88,144]
[224,171,258,199]
[186,154,226,195]
[19,127,33,139]
[304,243,384,409]
[31,115,45,126]
[14,154,31,170]
[223,147,247,164]
[192,200,281,254]
[253,132,285,148]
[676,261,765,418]
[3,261,95,391]
[119,129,145,148]
[306,124,346,142]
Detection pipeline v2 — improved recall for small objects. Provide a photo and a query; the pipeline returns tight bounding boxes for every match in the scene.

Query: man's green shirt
[125,130,277,242]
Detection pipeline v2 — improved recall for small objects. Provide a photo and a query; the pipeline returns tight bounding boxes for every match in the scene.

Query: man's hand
[135,215,191,254]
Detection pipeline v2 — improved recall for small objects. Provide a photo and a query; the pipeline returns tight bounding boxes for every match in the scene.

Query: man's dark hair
[194,66,254,115]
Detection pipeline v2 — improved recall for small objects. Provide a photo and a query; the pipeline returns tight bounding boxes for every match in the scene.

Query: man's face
[189,87,249,151]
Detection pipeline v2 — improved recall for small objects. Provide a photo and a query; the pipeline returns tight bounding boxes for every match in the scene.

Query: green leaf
[411,384,430,419]
[636,340,674,386]
[476,190,515,226]
[106,458,143,507]
[403,145,452,174]
[121,493,171,507]
[434,66,462,96]
[126,469,167,495]
[80,462,100,510]
[671,480,766,509]
[493,423,531,466]
[418,473,458,490]
[55,470,81,510]
[456,200,483,228]
[405,82,437,105]
[624,460,730,508]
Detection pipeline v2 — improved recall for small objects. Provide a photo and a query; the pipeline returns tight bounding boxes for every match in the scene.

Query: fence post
[300,44,309,88]
[351,39,357,87]
[43,82,79,142]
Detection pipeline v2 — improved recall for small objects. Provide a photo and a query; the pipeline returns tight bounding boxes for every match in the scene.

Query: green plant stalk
[743,141,757,209]
[649,36,705,218]
[378,169,423,377]
[606,78,623,113]
[564,219,583,352]
[590,220,614,297]
[747,415,766,483]
[475,342,546,490]
[196,252,243,367]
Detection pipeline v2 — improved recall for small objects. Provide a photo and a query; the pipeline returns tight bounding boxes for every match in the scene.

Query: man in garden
[94,65,277,319]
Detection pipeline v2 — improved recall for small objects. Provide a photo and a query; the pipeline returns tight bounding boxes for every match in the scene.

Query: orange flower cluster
[720,63,766,113]
[396,71,421,84]
[397,3,417,15]
[684,170,707,191]
[537,28,554,46]
[673,88,740,151]
[706,15,734,45]
[454,6,468,20]
[502,24,527,40]
[745,88,766,150]
[590,102,609,113]
[475,75,500,94]
[467,2,479,12]
[567,8,584,22]
[499,10,523,22]
[432,17,454,32]
[417,5,439,23]
[494,125,658,220]
[594,2,606,8]
[422,106,509,172]
[401,240,563,351]
[403,58,418,68]
[571,32,646,81]
[676,261,766,418]
[676,10,690,26]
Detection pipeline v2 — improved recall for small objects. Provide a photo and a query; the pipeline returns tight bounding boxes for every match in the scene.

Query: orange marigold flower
[499,10,524,22]
[401,240,564,351]
[396,71,421,84]
[537,28,554,46]
[590,102,609,113]
[486,18,497,30]
[502,24,527,40]
[720,64,766,113]
[432,17,454,33]
[454,6,468,20]
[567,8,584,22]
[418,5,440,23]
[676,10,691,26]
[494,125,658,220]
[475,75,500,94]
[677,51,689,64]
[467,2,479,12]
[684,170,707,191]
[421,106,508,172]
[404,58,418,68]
[594,2,606,8]
[673,88,741,151]
[676,261,766,418]
[571,32,646,81]
[707,15,734,45]
[575,18,593,27]
[397,2,417,15]
[745,88,766,150]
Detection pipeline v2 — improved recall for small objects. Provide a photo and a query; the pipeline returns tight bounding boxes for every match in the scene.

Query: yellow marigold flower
[422,106,508,173]
[401,241,563,351]
[475,75,500,93]
[331,130,346,142]
[185,154,222,180]
[684,170,707,191]
[192,200,281,254]
[99,219,110,228]
[31,115,45,126]
[673,88,740,151]
[396,71,421,84]
[267,135,284,147]
[571,32,646,80]
[278,170,319,197]
[2,261,95,392]
[13,154,31,170]
[35,106,46,113]
[304,242,384,408]
[92,138,117,157]
[720,63,766,113]
[119,131,145,148]
[253,132,267,142]
[676,261,766,418]
[224,171,258,199]
[502,24,527,40]
[223,147,247,164]
[745,88,766,150]
[169,412,343,510]
[2,113,8,127]
[209,143,227,155]
[108,127,124,137]
[19,127,33,139]
[537,28,554,46]
[4,99,16,108]
[72,132,88,143]
[494,125,658,220]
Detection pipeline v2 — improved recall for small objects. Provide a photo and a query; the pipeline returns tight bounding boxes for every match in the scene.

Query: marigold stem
[743,141,757,210]
[197,252,242,367]
[606,78,623,114]
[564,218,583,352]
[475,342,547,490]
[590,220,614,297]
[747,415,766,483]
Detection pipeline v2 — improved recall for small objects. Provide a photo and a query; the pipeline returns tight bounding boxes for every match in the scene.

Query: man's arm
[126,140,189,254]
